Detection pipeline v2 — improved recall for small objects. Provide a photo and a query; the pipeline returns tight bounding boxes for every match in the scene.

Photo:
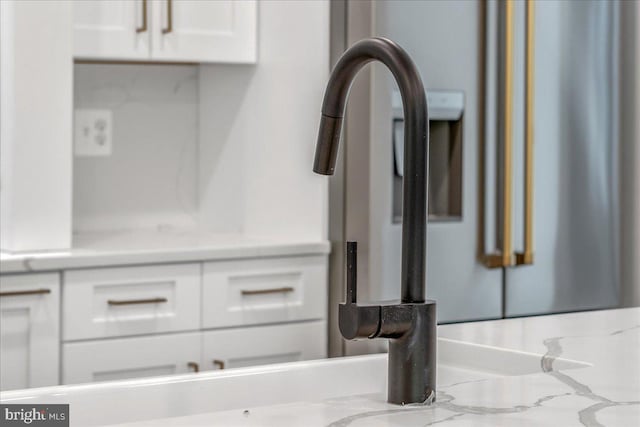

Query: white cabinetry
[201,321,326,370]
[73,0,257,63]
[63,332,201,384]
[73,0,150,60]
[63,264,201,341]
[0,274,60,391]
[58,256,327,385]
[202,256,327,328]
[63,322,326,384]
[0,253,327,389]
[150,0,256,63]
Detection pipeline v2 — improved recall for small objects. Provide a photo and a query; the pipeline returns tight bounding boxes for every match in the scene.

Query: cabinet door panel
[62,332,201,384]
[0,274,60,391]
[201,321,326,371]
[151,0,256,63]
[74,0,150,60]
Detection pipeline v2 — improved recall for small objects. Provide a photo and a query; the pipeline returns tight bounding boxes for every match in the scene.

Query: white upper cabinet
[73,0,257,63]
[151,0,257,63]
[73,0,150,61]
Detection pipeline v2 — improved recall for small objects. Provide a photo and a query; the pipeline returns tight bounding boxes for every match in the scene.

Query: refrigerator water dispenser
[392,90,464,222]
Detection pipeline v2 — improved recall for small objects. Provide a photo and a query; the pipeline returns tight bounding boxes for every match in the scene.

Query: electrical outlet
[74,109,113,157]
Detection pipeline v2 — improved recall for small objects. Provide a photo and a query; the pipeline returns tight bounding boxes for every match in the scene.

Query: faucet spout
[314,38,436,405]
[314,37,428,304]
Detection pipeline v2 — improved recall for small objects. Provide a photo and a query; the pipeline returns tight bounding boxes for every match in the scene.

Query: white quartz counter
[2,308,638,426]
[120,308,640,426]
[0,230,331,273]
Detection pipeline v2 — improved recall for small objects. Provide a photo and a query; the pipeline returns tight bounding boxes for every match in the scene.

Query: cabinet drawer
[63,264,201,341]
[202,256,327,329]
[1,273,60,391]
[62,332,201,384]
[201,321,327,371]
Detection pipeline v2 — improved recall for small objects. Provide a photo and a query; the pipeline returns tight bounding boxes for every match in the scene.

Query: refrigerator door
[372,1,503,323]
[505,0,620,315]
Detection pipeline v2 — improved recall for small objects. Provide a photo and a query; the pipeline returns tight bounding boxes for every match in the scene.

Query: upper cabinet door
[150,0,257,63]
[73,0,151,60]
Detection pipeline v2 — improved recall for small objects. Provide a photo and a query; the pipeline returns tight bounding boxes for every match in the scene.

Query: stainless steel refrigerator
[327,0,625,357]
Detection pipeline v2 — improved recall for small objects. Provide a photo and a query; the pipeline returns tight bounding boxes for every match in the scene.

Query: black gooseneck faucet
[313,37,436,405]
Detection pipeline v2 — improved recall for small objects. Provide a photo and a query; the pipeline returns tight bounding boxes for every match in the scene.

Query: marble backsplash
[73,64,199,233]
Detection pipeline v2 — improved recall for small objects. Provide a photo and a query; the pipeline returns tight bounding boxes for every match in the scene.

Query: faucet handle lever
[339,241,381,340]
[346,241,357,304]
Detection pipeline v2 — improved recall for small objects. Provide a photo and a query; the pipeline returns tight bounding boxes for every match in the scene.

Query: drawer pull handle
[240,287,295,296]
[187,362,199,373]
[136,0,148,33]
[107,297,168,306]
[0,288,51,297]
[162,0,173,34]
[212,359,225,370]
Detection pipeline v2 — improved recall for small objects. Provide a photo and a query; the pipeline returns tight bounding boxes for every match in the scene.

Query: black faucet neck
[314,37,429,303]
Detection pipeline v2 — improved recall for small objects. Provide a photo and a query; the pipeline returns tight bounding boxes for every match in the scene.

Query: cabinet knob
[212,359,225,370]
[187,362,199,373]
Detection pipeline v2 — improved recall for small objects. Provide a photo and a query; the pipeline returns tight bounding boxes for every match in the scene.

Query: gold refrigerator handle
[515,0,535,265]
[483,0,515,269]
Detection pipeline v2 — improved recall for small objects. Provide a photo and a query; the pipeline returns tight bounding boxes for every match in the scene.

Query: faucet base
[387,300,436,405]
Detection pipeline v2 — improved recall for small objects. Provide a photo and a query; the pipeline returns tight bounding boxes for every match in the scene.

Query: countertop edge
[0,240,331,274]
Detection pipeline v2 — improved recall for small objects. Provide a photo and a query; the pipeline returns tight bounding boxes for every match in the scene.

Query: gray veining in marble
[541,328,640,427]
[322,311,640,427]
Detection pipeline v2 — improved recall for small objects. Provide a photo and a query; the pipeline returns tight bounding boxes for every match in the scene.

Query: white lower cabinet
[203,256,327,329]
[62,322,327,385]
[0,255,328,389]
[0,274,60,391]
[62,332,201,384]
[201,321,327,371]
[63,264,201,341]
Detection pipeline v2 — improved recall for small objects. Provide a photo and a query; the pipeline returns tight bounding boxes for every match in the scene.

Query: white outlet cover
[74,109,113,157]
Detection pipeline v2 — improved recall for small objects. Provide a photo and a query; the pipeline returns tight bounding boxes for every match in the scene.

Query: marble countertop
[0,230,330,273]
[118,308,639,426]
[2,308,637,426]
